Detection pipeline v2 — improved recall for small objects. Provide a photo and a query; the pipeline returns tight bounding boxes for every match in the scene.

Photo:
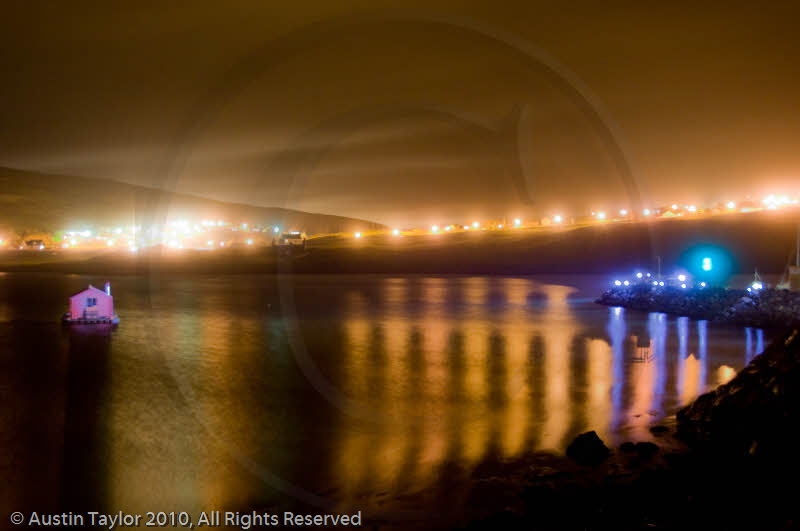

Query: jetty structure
[63,282,119,325]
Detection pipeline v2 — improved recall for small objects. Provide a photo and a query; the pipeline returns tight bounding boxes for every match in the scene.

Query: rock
[566,431,610,466]
[634,442,659,459]
[619,441,636,453]
[649,425,669,436]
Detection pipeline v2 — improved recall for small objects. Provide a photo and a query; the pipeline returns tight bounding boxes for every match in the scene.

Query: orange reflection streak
[460,318,490,464]
[343,291,370,398]
[498,279,534,458]
[415,313,449,481]
[585,338,612,443]
[538,285,577,451]
[680,354,701,406]
[627,338,654,440]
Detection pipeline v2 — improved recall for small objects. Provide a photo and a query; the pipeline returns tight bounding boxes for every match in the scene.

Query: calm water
[0,273,766,523]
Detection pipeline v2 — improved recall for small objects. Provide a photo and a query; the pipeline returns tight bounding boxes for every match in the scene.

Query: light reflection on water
[0,274,767,519]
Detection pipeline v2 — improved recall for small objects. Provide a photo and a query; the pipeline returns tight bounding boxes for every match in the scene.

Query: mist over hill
[0,167,383,235]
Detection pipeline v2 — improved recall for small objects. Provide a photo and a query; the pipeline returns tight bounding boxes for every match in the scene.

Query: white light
[207,240,214,246]
[107,240,114,247]
[431,225,439,233]
[727,201,736,209]
[242,223,248,229]
[273,226,280,233]
[659,281,665,286]
[614,280,622,286]
[0,239,4,245]
[681,283,687,289]
[498,224,503,228]
[643,208,651,216]
[464,225,470,230]
[114,227,123,234]
[636,272,643,278]
[597,212,606,220]
[623,280,630,286]
[392,229,400,236]
[678,274,686,282]
[620,209,628,216]
[646,273,651,277]
[219,241,225,247]
[653,280,659,286]
[70,239,77,246]
[514,218,521,227]
[752,281,763,290]
[246,238,253,245]
[130,246,138,253]
[672,204,678,210]
[702,257,712,271]
[38,244,44,250]
[354,232,362,239]
[700,282,706,287]
[688,205,697,212]
[472,221,479,228]
[62,243,69,248]
[747,287,752,293]
[553,215,563,223]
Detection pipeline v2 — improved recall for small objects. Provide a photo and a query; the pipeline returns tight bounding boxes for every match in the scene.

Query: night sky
[1,2,798,226]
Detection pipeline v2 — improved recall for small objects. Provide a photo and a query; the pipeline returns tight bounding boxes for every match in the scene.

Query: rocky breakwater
[596,284,800,328]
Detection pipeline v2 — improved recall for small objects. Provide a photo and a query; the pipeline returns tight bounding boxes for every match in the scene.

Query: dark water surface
[0,273,766,523]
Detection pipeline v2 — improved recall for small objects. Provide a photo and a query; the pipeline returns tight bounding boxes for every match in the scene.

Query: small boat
[62,282,119,325]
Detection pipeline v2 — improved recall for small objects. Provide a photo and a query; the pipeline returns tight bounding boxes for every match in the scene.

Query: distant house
[65,282,118,323]
[273,232,307,248]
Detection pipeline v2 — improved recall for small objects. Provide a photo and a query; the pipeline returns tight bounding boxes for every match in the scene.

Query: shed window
[87,297,97,307]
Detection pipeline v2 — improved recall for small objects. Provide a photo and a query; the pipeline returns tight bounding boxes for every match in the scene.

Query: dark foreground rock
[457,329,800,530]
[565,431,609,466]
[596,284,800,328]
[677,327,800,462]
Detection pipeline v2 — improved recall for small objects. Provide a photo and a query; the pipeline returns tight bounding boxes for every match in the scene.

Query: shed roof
[69,284,111,300]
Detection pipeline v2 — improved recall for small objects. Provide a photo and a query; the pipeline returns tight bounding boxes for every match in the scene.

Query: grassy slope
[0,166,382,235]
